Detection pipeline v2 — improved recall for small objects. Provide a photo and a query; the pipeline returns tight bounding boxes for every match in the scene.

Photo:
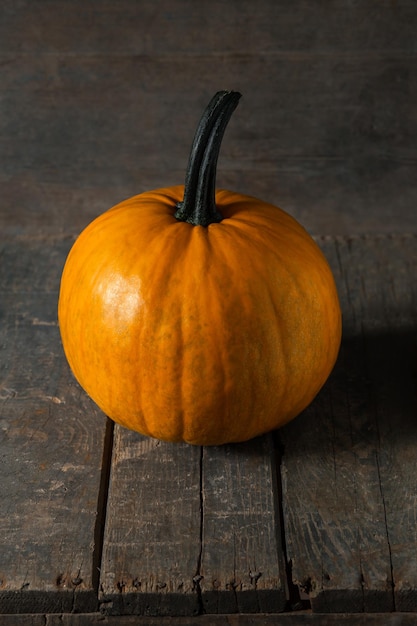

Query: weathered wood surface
[95,236,417,613]
[1,1,416,240]
[0,239,109,613]
[0,231,416,617]
[280,234,417,612]
[4,613,417,626]
[1,0,417,618]
[99,429,202,616]
[100,431,286,616]
[199,437,286,614]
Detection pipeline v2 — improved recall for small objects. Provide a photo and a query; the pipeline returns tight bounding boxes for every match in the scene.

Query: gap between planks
[97,431,288,616]
[91,418,115,597]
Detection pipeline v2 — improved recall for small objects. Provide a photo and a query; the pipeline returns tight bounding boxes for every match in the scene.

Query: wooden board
[2,611,416,626]
[199,436,286,613]
[52,614,417,626]
[5,613,417,626]
[99,433,286,615]
[0,239,109,613]
[280,235,417,612]
[2,0,416,56]
[2,234,416,616]
[99,428,202,616]
[1,1,417,239]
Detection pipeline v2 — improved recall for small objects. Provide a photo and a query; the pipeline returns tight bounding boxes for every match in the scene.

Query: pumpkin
[58,91,342,446]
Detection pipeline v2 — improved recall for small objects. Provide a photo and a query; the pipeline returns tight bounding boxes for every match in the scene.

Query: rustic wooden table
[1,2,416,625]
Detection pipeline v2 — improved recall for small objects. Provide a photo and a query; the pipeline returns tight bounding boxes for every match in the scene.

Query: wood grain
[200,436,286,613]
[99,433,286,615]
[5,613,417,626]
[0,240,109,613]
[1,0,416,56]
[99,428,202,616]
[1,0,417,617]
[1,1,416,238]
[280,235,417,612]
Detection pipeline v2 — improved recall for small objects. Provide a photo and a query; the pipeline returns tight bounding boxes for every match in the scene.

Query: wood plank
[199,436,287,613]
[280,235,417,612]
[3,159,417,240]
[99,428,202,616]
[1,0,416,56]
[5,613,417,626]
[5,52,413,171]
[352,236,417,612]
[1,44,416,238]
[99,434,286,615]
[53,614,417,626]
[0,240,109,613]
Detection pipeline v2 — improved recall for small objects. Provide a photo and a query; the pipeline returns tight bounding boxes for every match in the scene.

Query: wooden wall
[1,1,416,238]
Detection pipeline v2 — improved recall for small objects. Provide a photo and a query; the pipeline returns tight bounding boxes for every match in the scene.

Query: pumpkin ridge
[139,224,194,441]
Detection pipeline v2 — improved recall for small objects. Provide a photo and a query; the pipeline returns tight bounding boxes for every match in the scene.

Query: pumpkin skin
[58,91,342,445]
[58,185,341,445]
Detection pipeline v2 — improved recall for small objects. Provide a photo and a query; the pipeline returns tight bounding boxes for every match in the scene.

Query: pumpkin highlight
[58,91,342,445]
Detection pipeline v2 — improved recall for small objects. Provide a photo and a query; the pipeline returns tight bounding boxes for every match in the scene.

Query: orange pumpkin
[58,91,341,445]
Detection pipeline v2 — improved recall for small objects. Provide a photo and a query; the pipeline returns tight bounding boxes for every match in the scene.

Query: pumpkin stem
[175,90,241,226]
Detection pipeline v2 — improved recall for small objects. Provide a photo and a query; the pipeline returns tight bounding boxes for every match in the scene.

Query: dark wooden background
[1,1,416,623]
[2,0,416,240]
